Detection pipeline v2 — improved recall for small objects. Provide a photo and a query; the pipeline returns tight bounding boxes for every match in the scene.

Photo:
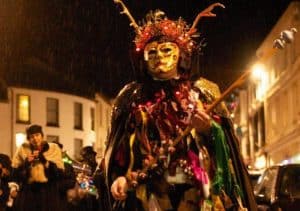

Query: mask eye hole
[147,49,157,59]
[160,47,172,54]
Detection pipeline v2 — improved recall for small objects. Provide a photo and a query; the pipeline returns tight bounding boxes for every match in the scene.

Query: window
[47,98,59,127]
[46,135,59,143]
[74,138,83,160]
[91,107,95,131]
[16,94,30,123]
[74,102,83,130]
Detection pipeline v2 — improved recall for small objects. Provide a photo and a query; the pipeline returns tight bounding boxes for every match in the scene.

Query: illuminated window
[16,94,30,123]
[47,98,59,127]
[15,133,26,147]
[74,102,83,130]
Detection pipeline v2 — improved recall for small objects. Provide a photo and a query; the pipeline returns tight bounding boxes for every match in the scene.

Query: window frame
[74,102,83,130]
[90,107,95,131]
[46,97,59,127]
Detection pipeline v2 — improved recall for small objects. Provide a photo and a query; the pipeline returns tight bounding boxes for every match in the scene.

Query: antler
[189,2,225,34]
[113,0,140,33]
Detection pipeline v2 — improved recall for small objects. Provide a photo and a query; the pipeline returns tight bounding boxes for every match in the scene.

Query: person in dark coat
[51,140,78,211]
[11,124,66,211]
[0,153,12,211]
[80,146,98,174]
[100,2,257,211]
[60,145,99,211]
[72,146,98,211]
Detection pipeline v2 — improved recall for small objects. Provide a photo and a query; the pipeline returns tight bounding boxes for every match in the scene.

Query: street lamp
[251,63,268,101]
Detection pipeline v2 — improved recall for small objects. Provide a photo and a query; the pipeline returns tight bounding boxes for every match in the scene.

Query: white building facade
[94,92,112,160]
[0,86,111,160]
[239,2,300,169]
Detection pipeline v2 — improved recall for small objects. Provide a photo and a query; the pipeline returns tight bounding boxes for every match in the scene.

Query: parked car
[248,169,263,187]
[254,163,300,211]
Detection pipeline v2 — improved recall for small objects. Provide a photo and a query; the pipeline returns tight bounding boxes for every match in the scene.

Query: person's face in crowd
[28,133,43,147]
[144,41,180,80]
[83,154,96,164]
[0,163,10,178]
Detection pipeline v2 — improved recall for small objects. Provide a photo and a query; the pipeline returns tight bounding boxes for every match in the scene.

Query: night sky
[0,0,294,99]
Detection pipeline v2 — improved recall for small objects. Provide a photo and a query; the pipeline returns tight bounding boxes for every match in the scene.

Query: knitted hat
[80,146,97,158]
[26,124,43,139]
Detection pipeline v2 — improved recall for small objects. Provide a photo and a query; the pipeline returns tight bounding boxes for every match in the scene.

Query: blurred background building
[0,85,111,160]
[234,1,300,170]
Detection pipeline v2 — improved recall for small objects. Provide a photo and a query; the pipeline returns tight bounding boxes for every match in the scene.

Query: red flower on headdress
[134,11,197,54]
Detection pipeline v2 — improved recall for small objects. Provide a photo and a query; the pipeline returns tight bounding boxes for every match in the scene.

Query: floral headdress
[134,10,196,54]
[114,0,225,55]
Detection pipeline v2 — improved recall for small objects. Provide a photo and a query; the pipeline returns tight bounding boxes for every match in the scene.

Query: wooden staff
[172,27,297,147]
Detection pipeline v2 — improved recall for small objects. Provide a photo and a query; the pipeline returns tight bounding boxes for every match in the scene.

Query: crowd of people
[0,125,100,211]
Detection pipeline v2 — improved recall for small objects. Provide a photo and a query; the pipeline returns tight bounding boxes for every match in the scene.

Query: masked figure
[102,2,257,211]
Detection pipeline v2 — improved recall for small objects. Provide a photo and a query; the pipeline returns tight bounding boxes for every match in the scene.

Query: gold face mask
[144,41,180,80]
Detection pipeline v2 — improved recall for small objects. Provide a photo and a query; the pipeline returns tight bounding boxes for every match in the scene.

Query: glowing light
[16,133,26,147]
[251,63,267,81]
[17,95,30,122]
[292,154,300,163]
[254,155,266,169]
[281,159,290,165]
[20,100,28,107]
[251,63,269,101]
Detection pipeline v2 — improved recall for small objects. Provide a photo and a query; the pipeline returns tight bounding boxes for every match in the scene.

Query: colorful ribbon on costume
[187,150,209,185]
[211,121,232,195]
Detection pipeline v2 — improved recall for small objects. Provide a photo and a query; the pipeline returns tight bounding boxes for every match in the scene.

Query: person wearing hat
[70,146,99,211]
[0,153,12,211]
[80,146,98,174]
[102,2,257,211]
[10,124,66,211]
